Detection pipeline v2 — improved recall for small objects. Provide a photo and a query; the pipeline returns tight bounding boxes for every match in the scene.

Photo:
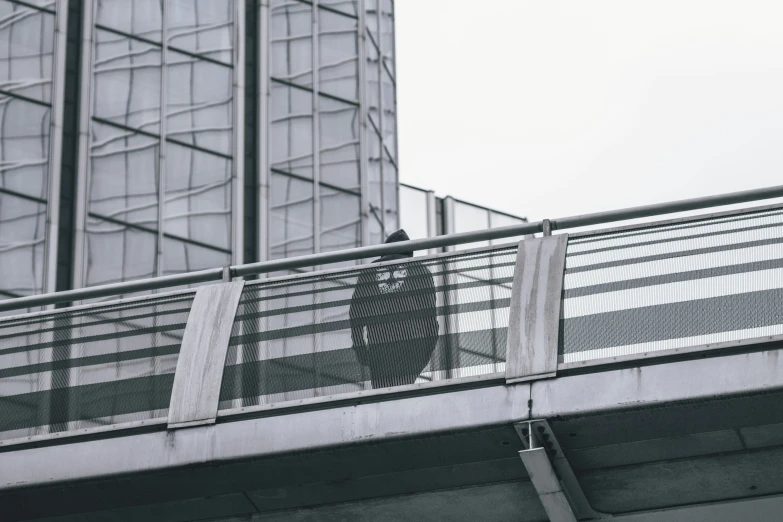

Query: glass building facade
[400,183,528,255]
[0,0,523,304]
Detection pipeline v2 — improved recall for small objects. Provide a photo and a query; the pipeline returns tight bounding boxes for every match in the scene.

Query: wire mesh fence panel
[0,293,194,442]
[560,207,783,363]
[218,246,518,409]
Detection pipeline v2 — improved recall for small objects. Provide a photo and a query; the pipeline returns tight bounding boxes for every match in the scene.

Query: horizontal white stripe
[568,210,783,252]
[565,242,783,289]
[566,224,783,269]
[562,323,783,363]
[563,267,783,318]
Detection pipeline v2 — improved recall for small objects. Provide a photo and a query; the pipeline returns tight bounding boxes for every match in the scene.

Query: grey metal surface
[232,0,246,265]
[532,347,783,419]
[70,0,94,292]
[5,344,783,519]
[506,235,568,383]
[3,344,783,491]
[43,0,70,296]
[0,383,531,490]
[168,281,245,428]
[522,420,608,520]
[3,184,783,312]
[519,447,577,522]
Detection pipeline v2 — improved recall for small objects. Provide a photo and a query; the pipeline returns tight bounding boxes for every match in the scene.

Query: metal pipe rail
[2,183,783,313]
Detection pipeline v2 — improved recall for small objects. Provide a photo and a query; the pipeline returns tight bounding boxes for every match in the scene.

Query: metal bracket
[515,420,611,521]
[542,219,552,237]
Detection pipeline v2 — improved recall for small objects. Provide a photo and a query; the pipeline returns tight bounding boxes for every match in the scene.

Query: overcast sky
[395,0,783,225]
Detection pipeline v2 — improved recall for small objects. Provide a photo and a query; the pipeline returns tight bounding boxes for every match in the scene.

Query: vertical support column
[505,234,569,383]
[425,190,439,255]
[44,0,70,296]
[232,0,246,266]
[442,196,456,252]
[71,0,95,291]
[357,0,371,249]
[311,1,322,257]
[257,0,270,267]
[168,281,245,428]
[516,420,608,520]
[374,0,386,236]
[156,0,169,278]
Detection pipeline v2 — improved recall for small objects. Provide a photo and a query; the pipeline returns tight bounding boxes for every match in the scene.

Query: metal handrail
[2,183,783,312]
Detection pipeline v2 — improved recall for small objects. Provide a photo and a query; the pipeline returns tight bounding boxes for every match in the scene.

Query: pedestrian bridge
[3,193,783,521]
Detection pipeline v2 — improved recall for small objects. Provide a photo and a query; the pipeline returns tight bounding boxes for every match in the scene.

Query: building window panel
[167,0,234,64]
[320,185,360,254]
[270,172,314,260]
[271,0,312,89]
[89,121,159,227]
[399,185,428,242]
[319,0,357,17]
[454,200,491,250]
[0,95,50,200]
[0,1,55,103]
[364,35,380,132]
[382,151,398,232]
[95,0,163,43]
[365,0,379,49]
[270,81,313,179]
[319,95,359,191]
[381,64,396,159]
[318,8,358,102]
[84,217,158,286]
[489,211,526,246]
[0,192,46,297]
[93,30,162,133]
[380,0,394,72]
[165,142,231,250]
[163,235,230,276]
[366,127,383,244]
[166,51,233,156]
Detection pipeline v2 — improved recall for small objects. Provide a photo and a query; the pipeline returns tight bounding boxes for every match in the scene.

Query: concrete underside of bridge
[4,345,783,521]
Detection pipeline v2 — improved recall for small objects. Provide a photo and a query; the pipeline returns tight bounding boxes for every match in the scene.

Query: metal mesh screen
[560,207,783,363]
[0,293,193,442]
[219,247,517,409]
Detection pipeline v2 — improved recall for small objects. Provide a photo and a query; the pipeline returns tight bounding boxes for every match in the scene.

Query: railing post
[168,281,245,428]
[505,234,569,383]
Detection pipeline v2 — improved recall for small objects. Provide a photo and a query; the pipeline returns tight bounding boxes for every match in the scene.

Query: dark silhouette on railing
[349,230,439,388]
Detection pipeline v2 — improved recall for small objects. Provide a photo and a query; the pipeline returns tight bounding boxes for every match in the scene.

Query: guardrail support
[168,281,245,428]
[505,234,568,383]
[516,420,609,520]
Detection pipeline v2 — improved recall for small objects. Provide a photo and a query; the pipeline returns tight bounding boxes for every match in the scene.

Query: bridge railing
[558,203,783,366]
[4,185,783,445]
[0,291,195,444]
[216,245,517,413]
